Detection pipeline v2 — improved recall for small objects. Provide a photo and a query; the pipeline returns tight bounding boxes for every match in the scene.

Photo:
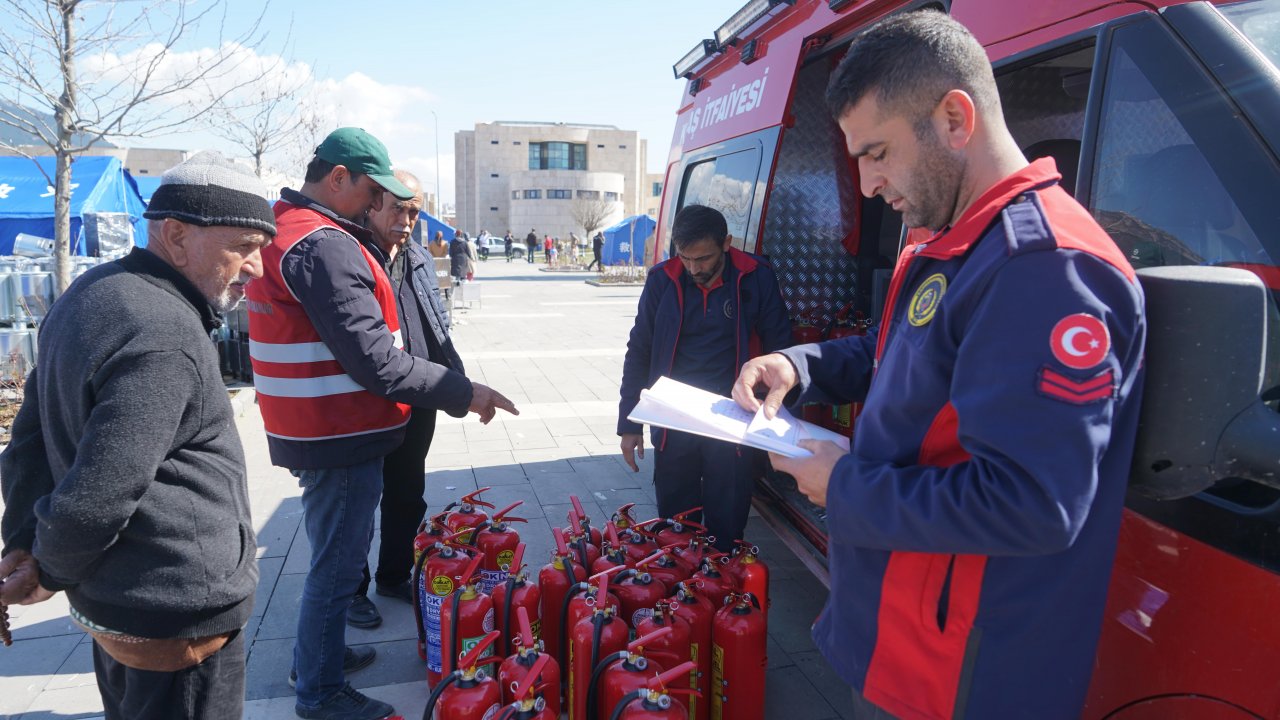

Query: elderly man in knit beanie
[0,151,273,720]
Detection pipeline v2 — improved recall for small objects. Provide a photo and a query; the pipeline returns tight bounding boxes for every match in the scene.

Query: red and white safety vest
[245,201,410,441]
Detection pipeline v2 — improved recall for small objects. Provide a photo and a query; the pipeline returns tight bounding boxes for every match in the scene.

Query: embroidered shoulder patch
[908,273,947,327]
[1050,313,1110,369]
[1036,366,1116,405]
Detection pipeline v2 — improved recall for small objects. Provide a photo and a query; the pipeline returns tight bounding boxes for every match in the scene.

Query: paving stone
[471,464,530,487]
[528,471,591,506]
[255,495,303,559]
[764,664,841,720]
[0,633,80,715]
[793,650,857,720]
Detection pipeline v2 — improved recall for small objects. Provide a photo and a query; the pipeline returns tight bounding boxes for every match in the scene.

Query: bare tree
[570,194,619,237]
[203,55,314,178]
[0,0,266,294]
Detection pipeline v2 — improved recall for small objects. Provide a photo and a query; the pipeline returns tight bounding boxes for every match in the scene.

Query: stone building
[454,121,647,238]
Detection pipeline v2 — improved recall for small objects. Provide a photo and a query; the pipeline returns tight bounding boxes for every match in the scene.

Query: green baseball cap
[314,127,414,200]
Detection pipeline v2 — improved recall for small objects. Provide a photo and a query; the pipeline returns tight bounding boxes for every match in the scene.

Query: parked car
[477,236,522,260]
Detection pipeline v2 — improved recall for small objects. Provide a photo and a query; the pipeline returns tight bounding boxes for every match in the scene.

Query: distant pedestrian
[588,230,604,271]
[450,231,469,282]
[543,234,553,265]
[504,231,514,262]
[525,229,537,263]
[428,230,449,258]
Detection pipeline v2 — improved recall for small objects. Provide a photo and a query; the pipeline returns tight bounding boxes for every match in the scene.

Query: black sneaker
[346,594,382,629]
[295,683,394,720]
[374,580,413,605]
[289,645,378,688]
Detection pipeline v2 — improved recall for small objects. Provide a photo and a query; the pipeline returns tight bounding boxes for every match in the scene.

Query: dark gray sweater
[0,248,257,638]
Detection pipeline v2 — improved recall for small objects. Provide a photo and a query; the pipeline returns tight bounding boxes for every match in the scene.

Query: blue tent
[602,214,656,266]
[413,210,455,245]
[131,175,163,205]
[0,155,147,256]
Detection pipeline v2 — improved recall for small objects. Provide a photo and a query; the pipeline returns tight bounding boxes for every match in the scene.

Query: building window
[596,144,605,148]
[528,142,587,170]
[605,191,620,201]
[490,140,499,144]
[576,190,600,200]
[652,182,662,196]
[139,169,150,174]
[619,145,627,149]
[490,173,499,178]
[512,191,519,199]
[548,189,571,199]
[490,207,499,211]
[523,189,541,199]
[513,141,522,145]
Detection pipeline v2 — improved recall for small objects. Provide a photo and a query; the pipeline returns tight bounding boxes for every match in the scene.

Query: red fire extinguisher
[675,535,715,574]
[564,507,602,571]
[499,606,561,716]
[655,508,705,547]
[423,630,503,720]
[618,522,660,565]
[566,495,604,547]
[689,554,737,612]
[414,511,451,568]
[726,541,769,622]
[472,501,527,595]
[567,601,629,720]
[560,568,623,688]
[419,530,476,681]
[491,543,540,658]
[439,554,496,681]
[606,661,699,720]
[446,487,496,544]
[538,528,588,674]
[593,523,632,576]
[670,583,714,720]
[498,653,559,720]
[591,625,674,720]
[792,313,826,425]
[710,593,767,720]
[611,502,639,531]
[611,566,668,631]
[635,548,689,590]
[823,308,871,436]
[633,602,698,720]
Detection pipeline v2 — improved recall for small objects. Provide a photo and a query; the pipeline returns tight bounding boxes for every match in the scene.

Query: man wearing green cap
[246,127,518,720]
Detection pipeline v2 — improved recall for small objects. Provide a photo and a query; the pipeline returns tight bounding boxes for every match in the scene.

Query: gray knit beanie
[143,151,276,236]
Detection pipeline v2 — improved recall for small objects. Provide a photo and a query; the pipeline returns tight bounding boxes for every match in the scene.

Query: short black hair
[825,9,999,129]
[671,204,728,249]
[304,156,367,185]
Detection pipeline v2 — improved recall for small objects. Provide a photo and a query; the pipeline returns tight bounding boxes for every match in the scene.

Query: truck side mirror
[1130,266,1280,499]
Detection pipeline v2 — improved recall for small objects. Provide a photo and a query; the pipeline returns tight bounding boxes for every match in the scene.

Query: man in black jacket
[588,230,605,271]
[0,151,274,719]
[525,229,537,263]
[349,169,468,627]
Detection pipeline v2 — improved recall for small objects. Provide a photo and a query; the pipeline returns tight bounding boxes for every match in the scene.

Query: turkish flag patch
[1037,366,1116,405]
[1050,313,1110,369]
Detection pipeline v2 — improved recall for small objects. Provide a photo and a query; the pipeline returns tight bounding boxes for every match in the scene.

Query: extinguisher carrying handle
[668,507,706,531]
[491,501,525,524]
[650,661,698,690]
[611,503,637,527]
[510,653,552,701]
[460,487,496,509]
[628,625,672,652]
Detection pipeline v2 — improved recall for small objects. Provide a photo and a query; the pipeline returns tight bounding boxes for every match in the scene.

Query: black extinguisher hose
[467,520,489,548]
[501,575,518,657]
[495,704,518,720]
[585,650,627,720]
[421,670,460,720]
[608,689,646,720]
[573,537,590,571]
[559,582,588,694]
[586,614,606,720]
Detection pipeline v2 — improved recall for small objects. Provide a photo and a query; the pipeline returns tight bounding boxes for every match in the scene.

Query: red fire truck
[657,0,1280,717]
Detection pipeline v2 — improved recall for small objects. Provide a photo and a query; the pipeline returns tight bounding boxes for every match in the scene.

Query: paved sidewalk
[0,258,852,719]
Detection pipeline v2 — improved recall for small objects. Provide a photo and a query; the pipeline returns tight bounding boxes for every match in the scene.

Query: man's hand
[769,439,845,507]
[732,353,799,419]
[620,433,645,473]
[469,383,520,424]
[0,550,55,606]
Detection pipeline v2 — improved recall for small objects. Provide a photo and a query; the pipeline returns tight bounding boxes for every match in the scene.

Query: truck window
[678,147,761,252]
[1090,16,1280,518]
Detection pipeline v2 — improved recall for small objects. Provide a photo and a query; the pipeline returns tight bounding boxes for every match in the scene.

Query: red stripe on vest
[246,201,410,440]
[863,404,987,720]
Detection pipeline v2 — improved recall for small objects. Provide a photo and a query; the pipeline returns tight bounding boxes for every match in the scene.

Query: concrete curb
[228,386,256,418]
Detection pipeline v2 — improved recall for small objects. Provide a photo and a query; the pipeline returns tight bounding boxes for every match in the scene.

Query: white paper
[627,376,850,458]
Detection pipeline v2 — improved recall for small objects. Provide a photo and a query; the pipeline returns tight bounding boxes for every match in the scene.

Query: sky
[112,0,749,206]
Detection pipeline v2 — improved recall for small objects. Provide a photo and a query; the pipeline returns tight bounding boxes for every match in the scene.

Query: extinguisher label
[422,589,445,673]
[530,618,542,639]
[497,549,515,569]
[711,643,726,720]
[482,607,496,632]
[689,643,700,718]
[481,703,500,720]
[479,569,508,595]
[631,607,654,628]
[461,633,495,659]
[431,575,455,596]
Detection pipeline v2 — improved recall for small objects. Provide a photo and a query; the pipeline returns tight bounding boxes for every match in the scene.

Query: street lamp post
[430,110,441,218]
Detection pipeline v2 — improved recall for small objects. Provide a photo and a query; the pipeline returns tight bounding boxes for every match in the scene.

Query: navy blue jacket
[396,239,464,375]
[782,160,1146,720]
[619,247,791,444]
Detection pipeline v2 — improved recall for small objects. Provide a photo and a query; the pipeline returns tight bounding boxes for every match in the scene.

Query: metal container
[12,233,53,258]
[0,272,12,322]
[12,272,54,322]
[0,328,35,383]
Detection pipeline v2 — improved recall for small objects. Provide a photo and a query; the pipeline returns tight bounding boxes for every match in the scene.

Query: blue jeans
[292,458,384,708]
